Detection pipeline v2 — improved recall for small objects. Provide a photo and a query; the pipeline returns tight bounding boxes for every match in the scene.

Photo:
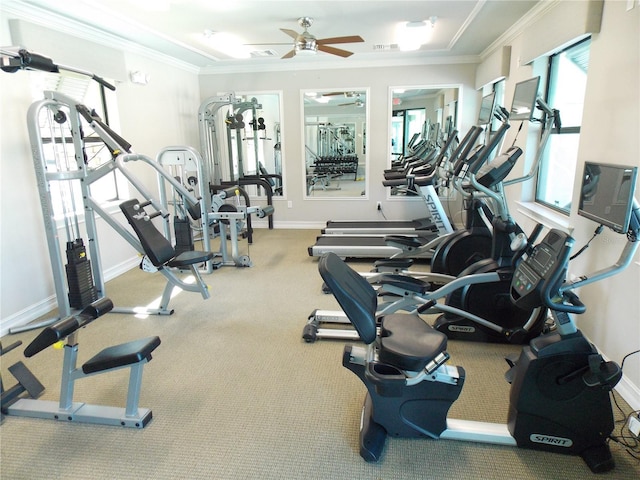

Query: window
[536,38,591,213]
[391,107,426,157]
[29,70,127,221]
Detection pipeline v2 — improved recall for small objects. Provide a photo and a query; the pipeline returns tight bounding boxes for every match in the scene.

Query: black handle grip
[92,74,116,91]
[549,290,586,314]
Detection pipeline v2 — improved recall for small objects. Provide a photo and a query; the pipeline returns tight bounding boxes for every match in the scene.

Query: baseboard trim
[253,220,325,230]
[615,374,640,412]
[0,256,140,337]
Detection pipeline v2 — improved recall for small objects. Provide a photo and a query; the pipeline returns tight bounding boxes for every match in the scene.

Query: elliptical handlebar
[549,290,586,314]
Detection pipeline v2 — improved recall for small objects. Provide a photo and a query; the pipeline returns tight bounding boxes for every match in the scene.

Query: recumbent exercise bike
[319,161,639,474]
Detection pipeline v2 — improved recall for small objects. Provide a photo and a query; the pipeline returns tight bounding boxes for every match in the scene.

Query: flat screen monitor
[477,92,495,124]
[578,162,638,233]
[509,76,540,121]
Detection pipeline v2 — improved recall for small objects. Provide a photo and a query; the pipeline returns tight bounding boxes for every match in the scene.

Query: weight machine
[154,146,272,269]
[1,48,216,333]
[198,94,278,228]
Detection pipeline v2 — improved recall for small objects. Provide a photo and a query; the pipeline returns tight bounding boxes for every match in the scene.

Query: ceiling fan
[339,94,364,107]
[280,17,364,59]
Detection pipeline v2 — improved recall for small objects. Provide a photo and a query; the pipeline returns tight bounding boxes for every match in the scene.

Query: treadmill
[321,127,483,236]
[308,122,510,260]
[308,176,452,259]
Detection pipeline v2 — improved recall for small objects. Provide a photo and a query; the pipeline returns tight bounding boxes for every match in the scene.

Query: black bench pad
[82,336,161,374]
[379,314,447,371]
[167,250,214,268]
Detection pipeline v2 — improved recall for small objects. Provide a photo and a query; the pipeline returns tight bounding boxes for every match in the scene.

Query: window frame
[29,70,128,223]
[534,37,591,215]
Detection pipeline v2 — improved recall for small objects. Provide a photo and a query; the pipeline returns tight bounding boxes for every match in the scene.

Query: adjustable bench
[119,198,214,315]
[6,298,161,428]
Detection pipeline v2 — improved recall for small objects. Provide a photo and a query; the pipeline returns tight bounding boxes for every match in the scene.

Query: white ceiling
[5,0,543,72]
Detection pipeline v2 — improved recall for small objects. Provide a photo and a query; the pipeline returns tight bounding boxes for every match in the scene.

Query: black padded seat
[378,314,447,371]
[120,199,213,268]
[318,252,378,344]
[167,250,213,268]
[82,336,161,374]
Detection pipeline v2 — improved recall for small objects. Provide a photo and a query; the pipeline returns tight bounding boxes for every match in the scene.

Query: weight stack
[174,217,194,255]
[65,239,98,309]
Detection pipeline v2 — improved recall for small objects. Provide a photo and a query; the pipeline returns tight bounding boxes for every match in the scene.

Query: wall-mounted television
[477,92,496,124]
[509,76,540,121]
[578,162,638,233]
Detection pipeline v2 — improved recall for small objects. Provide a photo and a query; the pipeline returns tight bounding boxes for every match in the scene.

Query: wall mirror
[303,88,369,197]
[389,86,459,195]
[221,91,284,198]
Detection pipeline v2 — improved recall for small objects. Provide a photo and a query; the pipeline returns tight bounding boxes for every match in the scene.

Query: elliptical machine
[319,162,639,473]
[304,142,546,344]
[431,83,561,278]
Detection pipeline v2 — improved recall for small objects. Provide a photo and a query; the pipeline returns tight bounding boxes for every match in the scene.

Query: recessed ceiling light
[396,17,436,51]
[203,30,251,59]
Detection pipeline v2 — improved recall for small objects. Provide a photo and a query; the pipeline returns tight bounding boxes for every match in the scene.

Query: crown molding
[2,0,481,77]
[480,0,560,62]
[2,0,200,73]
[199,53,480,76]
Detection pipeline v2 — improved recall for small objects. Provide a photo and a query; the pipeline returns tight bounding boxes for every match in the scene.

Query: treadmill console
[510,229,573,310]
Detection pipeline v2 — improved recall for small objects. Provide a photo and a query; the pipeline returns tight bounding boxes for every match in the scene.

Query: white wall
[568,0,639,404]
[0,12,201,334]
[198,64,478,229]
[488,0,640,406]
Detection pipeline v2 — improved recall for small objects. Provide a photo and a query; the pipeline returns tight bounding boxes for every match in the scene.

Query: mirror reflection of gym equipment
[389,86,459,196]
[306,122,358,194]
[199,92,283,200]
[303,89,368,197]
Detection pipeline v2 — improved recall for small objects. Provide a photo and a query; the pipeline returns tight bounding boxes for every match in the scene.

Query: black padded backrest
[318,252,378,344]
[120,199,175,267]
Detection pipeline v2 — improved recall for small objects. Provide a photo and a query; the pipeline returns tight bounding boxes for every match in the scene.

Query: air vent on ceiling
[373,44,399,51]
[250,49,278,58]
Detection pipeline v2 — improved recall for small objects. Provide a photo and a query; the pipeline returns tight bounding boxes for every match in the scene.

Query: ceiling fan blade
[317,35,364,45]
[338,102,355,106]
[246,42,293,46]
[318,44,354,58]
[281,49,296,59]
[280,28,300,39]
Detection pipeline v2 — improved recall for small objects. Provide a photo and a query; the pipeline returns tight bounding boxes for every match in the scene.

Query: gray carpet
[1,229,638,479]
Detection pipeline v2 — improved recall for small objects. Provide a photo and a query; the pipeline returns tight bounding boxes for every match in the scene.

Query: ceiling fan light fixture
[294,34,318,56]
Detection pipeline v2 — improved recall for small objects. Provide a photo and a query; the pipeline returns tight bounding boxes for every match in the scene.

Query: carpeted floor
[1,229,639,479]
